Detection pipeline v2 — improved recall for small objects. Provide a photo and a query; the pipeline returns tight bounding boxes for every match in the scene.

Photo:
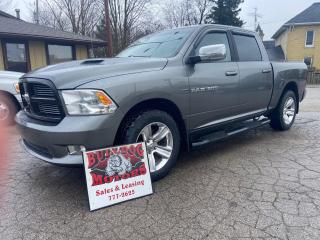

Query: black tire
[270,90,297,131]
[0,93,18,126]
[121,110,181,181]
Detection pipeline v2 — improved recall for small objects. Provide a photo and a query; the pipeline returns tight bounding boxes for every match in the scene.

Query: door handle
[262,69,272,73]
[225,71,238,76]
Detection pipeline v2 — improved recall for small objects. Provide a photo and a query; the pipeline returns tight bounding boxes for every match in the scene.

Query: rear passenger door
[232,33,273,114]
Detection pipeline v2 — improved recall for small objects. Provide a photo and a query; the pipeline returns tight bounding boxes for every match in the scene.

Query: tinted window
[195,32,231,62]
[234,34,262,61]
[5,42,28,72]
[306,30,314,46]
[48,44,73,64]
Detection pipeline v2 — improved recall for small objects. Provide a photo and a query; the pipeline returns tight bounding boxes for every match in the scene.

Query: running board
[191,118,270,148]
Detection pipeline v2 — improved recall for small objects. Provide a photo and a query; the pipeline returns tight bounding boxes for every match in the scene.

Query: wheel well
[0,90,21,111]
[283,82,299,112]
[115,99,188,148]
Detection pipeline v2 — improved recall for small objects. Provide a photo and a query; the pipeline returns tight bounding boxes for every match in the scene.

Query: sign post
[83,143,153,211]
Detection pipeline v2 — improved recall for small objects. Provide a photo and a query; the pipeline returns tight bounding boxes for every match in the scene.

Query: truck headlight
[61,90,117,115]
[14,83,20,93]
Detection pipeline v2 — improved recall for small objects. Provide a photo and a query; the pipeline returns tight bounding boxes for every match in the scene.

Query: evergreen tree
[205,0,244,27]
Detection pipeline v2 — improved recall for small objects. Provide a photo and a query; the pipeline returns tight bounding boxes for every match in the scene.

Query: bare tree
[161,0,211,28]
[195,0,211,24]
[0,0,13,11]
[35,0,102,36]
[95,0,156,54]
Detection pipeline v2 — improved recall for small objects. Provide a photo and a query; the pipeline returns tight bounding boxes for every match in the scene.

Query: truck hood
[22,57,168,89]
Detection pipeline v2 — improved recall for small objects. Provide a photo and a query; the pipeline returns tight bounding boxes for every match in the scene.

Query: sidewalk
[300,86,320,112]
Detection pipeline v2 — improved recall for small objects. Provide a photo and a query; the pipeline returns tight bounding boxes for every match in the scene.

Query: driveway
[1,87,320,240]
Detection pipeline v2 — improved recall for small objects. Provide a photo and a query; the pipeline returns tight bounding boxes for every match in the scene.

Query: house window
[47,44,74,64]
[304,57,313,67]
[4,42,29,73]
[305,30,314,47]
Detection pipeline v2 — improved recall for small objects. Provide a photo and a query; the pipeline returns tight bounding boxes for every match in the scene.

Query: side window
[233,34,262,61]
[195,32,231,62]
[305,30,314,47]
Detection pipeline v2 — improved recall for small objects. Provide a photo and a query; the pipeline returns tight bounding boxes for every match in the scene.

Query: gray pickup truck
[16,25,307,181]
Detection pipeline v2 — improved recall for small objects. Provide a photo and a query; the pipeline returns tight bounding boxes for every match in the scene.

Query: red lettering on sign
[91,173,103,186]
[96,150,104,161]
[87,152,97,168]
[136,143,144,157]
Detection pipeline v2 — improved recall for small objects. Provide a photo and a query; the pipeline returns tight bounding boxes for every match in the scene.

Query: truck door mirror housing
[187,44,227,64]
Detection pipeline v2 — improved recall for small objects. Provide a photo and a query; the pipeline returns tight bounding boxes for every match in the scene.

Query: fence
[307,70,320,85]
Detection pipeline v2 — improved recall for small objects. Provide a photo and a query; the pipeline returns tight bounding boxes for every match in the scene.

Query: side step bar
[191,118,270,148]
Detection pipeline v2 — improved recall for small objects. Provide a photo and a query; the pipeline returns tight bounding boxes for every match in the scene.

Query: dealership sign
[83,143,153,211]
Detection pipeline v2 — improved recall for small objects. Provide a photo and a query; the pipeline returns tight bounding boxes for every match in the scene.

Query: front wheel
[121,110,181,181]
[270,90,297,131]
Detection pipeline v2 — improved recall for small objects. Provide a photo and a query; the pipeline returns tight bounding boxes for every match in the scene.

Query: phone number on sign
[109,190,135,201]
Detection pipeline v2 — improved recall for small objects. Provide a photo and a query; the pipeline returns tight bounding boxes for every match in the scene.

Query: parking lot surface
[1,87,320,240]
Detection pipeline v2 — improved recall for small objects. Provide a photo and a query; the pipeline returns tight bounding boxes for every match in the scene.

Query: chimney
[15,9,20,19]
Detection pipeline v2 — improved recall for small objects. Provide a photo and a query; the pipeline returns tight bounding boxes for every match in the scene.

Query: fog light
[67,145,84,155]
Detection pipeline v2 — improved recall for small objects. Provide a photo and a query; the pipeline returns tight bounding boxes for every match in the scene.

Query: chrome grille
[20,80,65,123]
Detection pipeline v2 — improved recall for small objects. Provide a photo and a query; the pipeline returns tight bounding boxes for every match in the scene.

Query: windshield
[117,28,195,58]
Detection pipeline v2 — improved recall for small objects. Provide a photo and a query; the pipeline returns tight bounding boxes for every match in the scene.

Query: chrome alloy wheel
[283,97,296,125]
[137,122,173,173]
[0,101,9,121]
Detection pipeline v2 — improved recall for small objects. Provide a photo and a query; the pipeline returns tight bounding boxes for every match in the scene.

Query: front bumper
[14,93,22,107]
[21,139,83,165]
[16,110,124,166]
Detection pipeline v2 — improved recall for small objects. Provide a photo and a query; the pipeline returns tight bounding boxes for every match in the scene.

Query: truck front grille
[20,80,65,123]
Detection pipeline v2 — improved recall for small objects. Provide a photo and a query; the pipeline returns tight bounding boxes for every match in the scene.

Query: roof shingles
[286,2,320,25]
[0,12,105,45]
[273,3,320,39]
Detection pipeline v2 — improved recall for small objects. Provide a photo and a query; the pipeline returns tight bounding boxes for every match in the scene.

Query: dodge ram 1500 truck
[16,25,307,181]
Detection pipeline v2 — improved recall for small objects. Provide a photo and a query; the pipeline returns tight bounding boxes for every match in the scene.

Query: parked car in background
[16,25,307,181]
[0,71,23,125]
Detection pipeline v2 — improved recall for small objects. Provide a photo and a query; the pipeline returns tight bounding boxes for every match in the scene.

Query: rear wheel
[270,90,297,131]
[121,110,181,181]
[0,94,18,126]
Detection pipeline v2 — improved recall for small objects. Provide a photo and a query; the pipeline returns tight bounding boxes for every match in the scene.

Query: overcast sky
[4,0,319,40]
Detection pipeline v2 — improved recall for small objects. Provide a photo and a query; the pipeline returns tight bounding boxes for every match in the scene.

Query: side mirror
[187,44,227,64]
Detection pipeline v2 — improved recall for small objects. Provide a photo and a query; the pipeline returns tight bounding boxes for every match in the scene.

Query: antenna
[249,7,262,30]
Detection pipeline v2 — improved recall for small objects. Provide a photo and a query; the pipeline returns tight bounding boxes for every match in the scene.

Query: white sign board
[83,143,153,211]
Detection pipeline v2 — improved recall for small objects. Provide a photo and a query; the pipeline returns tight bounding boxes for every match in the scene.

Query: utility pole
[249,7,262,31]
[104,0,113,57]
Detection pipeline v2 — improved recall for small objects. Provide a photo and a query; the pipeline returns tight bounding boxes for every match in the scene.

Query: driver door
[187,31,241,130]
